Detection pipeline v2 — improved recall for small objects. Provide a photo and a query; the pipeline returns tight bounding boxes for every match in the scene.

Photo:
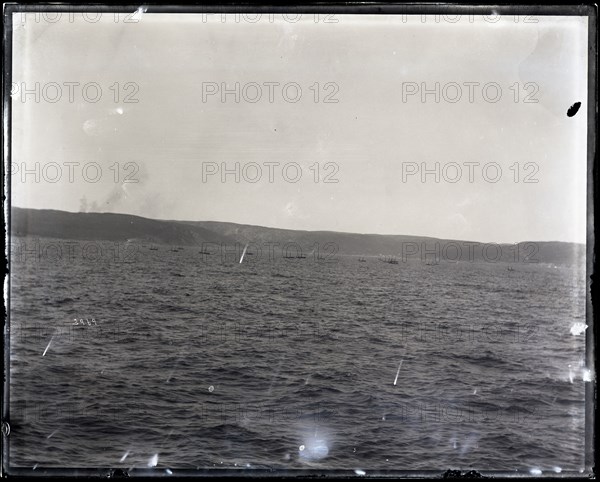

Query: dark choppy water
[8,237,588,473]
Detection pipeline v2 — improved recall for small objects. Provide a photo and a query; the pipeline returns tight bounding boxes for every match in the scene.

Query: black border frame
[1,2,596,479]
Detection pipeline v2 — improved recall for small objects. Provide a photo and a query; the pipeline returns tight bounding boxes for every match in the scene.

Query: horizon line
[9,205,586,246]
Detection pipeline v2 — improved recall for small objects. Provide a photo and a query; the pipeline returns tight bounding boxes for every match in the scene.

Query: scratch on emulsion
[393,360,403,386]
[239,243,249,264]
[43,336,54,357]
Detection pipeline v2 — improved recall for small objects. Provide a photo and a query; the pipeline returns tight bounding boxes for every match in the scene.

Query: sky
[10,12,589,243]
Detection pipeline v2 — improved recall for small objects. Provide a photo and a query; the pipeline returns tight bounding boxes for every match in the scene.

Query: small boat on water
[358,257,366,262]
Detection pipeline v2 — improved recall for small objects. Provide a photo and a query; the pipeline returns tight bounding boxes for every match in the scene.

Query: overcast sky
[10,13,588,243]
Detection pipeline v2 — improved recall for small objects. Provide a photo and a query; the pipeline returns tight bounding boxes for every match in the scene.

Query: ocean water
[7,237,588,473]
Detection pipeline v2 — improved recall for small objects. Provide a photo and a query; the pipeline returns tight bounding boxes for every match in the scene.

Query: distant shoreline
[8,206,585,246]
[9,207,585,266]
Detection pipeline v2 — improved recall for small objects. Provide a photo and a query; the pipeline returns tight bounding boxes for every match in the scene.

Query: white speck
[381,415,386,421]
[83,119,99,136]
[120,451,129,462]
[246,463,251,468]
[165,469,172,475]
[116,107,123,115]
[32,464,38,470]
[148,453,158,467]
[208,385,214,393]
[43,337,54,356]
[529,468,542,476]
[570,323,587,336]
[582,369,593,382]
[131,6,147,21]
[299,438,329,461]
[473,389,477,395]
[355,469,366,476]
[553,467,562,473]
[284,201,296,217]
[393,360,403,386]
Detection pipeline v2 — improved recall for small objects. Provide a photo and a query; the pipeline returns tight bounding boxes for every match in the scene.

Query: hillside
[10,207,585,265]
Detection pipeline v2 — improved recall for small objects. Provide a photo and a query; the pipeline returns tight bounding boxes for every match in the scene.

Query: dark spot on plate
[567,102,581,117]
